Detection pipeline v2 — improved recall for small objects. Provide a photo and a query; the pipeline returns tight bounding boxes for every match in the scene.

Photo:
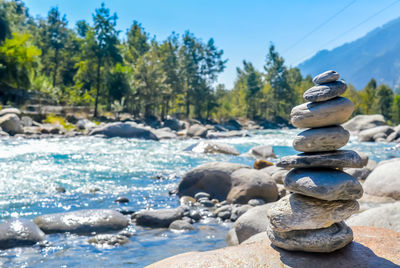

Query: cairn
[267,70,364,252]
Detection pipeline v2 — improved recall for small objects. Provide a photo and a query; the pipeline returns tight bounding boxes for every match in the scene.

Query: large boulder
[186,124,208,138]
[135,208,182,228]
[233,203,275,243]
[363,159,400,200]
[163,117,184,131]
[33,209,129,234]
[0,219,45,249]
[0,113,23,135]
[184,141,239,155]
[342,114,386,133]
[148,226,400,267]
[152,128,177,140]
[177,162,249,201]
[347,202,400,232]
[358,126,394,142]
[89,122,158,140]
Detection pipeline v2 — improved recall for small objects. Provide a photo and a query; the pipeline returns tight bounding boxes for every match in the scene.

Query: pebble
[195,192,210,201]
[114,197,130,203]
[304,80,347,102]
[312,70,340,85]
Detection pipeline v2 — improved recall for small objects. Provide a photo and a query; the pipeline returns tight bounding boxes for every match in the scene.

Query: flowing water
[0,130,399,267]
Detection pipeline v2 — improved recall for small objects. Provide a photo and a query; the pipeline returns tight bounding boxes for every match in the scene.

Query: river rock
[284,168,363,200]
[89,122,158,140]
[33,209,129,234]
[0,219,45,249]
[291,97,354,128]
[268,194,359,232]
[226,228,239,246]
[246,145,276,159]
[184,141,239,155]
[312,70,340,85]
[293,126,350,152]
[344,167,371,181]
[169,220,195,231]
[304,80,347,102]
[0,107,21,117]
[363,159,400,199]
[152,128,177,140]
[0,113,24,135]
[186,124,208,138]
[347,202,400,232]
[358,126,394,142]
[135,208,182,228]
[177,162,250,201]
[76,119,97,130]
[148,226,400,268]
[88,234,130,246]
[267,221,353,253]
[277,150,363,169]
[342,114,386,133]
[227,168,278,204]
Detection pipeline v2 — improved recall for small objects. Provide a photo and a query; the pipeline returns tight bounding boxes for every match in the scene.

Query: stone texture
[184,141,239,155]
[293,126,350,152]
[0,113,23,135]
[363,159,400,200]
[246,145,276,159]
[312,70,340,85]
[277,150,363,169]
[169,220,195,231]
[342,114,386,133]
[358,125,394,142]
[88,234,130,246]
[291,97,354,128]
[148,226,400,268]
[347,202,400,232]
[284,168,363,200]
[267,221,353,253]
[344,167,371,181]
[89,122,158,140]
[267,194,359,232]
[0,219,45,250]
[33,209,129,234]
[304,80,347,102]
[186,124,208,138]
[226,228,239,246]
[135,208,182,228]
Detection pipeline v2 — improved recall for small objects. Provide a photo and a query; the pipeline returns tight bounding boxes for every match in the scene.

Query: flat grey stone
[88,234,130,246]
[284,168,363,200]
[304,80,347,102]
[135,208,182,228]
[291,97,354,128]
[267,221,353,253]
[276,150,363,169]
[313,70,340,85]
[169,220,195,231]
[267,194,359,232]
[0,219,45,249]
[293,126,350,152]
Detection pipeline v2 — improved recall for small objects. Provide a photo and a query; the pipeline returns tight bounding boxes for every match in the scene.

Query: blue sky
[24,0,400,88]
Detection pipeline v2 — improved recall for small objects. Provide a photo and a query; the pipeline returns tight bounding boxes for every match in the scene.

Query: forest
[1,0,400,124]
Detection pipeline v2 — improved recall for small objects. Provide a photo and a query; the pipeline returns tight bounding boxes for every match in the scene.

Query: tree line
[1,0,400,124]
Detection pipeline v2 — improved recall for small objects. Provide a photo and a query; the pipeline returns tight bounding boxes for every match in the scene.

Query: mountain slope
[298,17,400,89]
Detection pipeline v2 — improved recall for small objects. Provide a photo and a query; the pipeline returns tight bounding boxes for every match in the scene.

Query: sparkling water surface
[0,129,399,267]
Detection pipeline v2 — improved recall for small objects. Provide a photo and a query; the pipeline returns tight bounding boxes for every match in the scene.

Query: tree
[124,21,150,65]
[376,84,394,119]
[392,95,400,124]
[360,78,377,114]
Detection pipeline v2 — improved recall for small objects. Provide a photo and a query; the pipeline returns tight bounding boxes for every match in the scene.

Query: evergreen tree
[376,84,394,119]
[361,78,377,114]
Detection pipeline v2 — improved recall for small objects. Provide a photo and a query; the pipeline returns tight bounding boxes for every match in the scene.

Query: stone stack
[267,70,364,253]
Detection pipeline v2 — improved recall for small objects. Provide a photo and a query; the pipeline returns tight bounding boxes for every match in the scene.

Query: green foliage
[43,113,75,130]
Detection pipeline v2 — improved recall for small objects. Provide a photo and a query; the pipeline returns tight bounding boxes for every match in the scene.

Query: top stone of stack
[303,70,347,102]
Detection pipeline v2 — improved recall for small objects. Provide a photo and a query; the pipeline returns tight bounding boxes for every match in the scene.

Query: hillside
[298,17,400,90]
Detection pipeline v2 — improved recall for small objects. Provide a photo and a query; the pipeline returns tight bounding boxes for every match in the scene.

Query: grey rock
[184,141,239,155]
[179,196,196,205]
[358,125,394,142]
[88,234,130,246]
[268,194,359,232]
[271,170,289,184]
[226,228,239,246]
[0,113,23,135]
[186,124,208,138]
[363,159,400,200]
[344,167,371,181]
[89,122,158,140]
[189,210,201,221]
[76,119,97,130]
[247,199,265,206]
[342,114,386,133]
[347,202,400,232]
[259,166,287,177]
[199,199,214,207]
[267,221,353,253]
[0,108,21,116]
[312,70,340,85]
[114,197,130,203]
[55,186,66,193]
[33,209,129,234]
[0,219,45,249]
[218,210,231,220]
[304,80,347,102]
[247,145,276,159]
[277,150,364,169]
[152,129,177,140]
[169,220,195,231]
[195,192,210,200]
[293,126,350,153]
[231,204,253,221]
[206,130,247,139]
[20,116,33,127]
[234,203,275,243]
[291,97,354,128]
[284,168,363,200]
[163,117,184,131]
[213,204,232,215]
[135,209,182,228]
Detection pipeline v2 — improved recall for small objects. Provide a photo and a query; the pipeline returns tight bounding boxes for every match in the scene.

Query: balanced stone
[293,126,350,152]
[267,221,353,253]
[276,150,363,169]
[284,168,363,201]
[312,70,339,85]
[303,80,347,102]
[267,194,359,232]
[291,97,354,128]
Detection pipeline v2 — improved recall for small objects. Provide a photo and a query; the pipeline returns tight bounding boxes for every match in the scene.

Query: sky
[24,0,400,89]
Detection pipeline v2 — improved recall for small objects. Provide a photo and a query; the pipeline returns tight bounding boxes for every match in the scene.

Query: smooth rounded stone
[33,209,129,234]
[217,210,231,220]
[0,219,46,250]
[271,169,289,184]
[194,192,210,201]
[179,196,196,206]
[213,204,232,215]
[277,150,363,169]
[189,210,201,221]
[186,124,208,138]
[55,186,66,193]
[293,126,350,153]
[246,145,276,159]
[0,113,24,135]
[149,226,400,268]
[267,221,353,253]
[184,141,239,155]
[230,204,253,221]
[135,208,182,228]
[267,194,359,232]
[304,80,347,102]
[114,197,130,203]
[89,122,158,140]
[88,234,130,246]
[358,126,394,142]
[284,168,363,201]
[342,114,386,133]
[247,199,265,206]
[291,97,354,128]
[344,167,371,181]
[312,70,340,85]
[169,220,195,231]
[226,228,239,246]
[199,199,214,207]
[0,107,21,116]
